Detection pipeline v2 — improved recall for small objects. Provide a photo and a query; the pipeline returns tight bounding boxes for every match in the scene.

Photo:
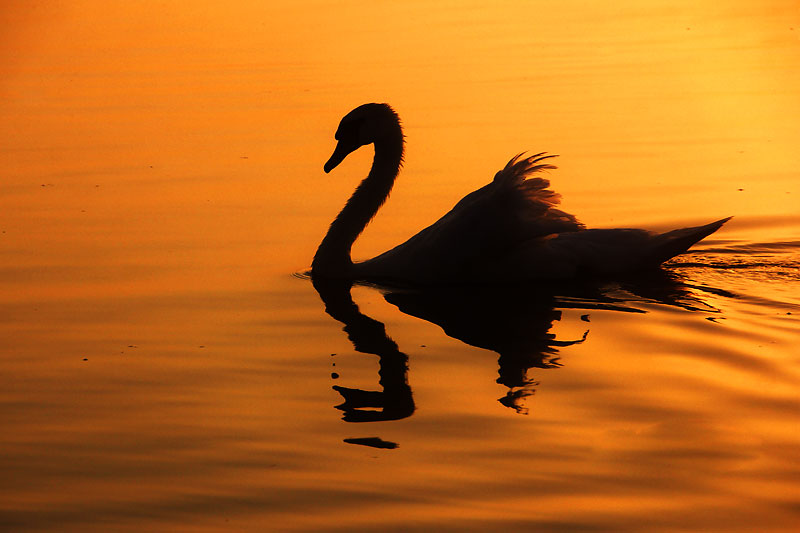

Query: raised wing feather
[491,152,584,236]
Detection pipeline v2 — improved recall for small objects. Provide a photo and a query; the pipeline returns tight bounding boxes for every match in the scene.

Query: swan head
[324,103,402,173]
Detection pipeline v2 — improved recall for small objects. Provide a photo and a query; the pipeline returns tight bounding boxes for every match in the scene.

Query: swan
[312,103,730,283]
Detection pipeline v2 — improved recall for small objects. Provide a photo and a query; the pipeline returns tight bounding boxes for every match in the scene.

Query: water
[1,1,799,531]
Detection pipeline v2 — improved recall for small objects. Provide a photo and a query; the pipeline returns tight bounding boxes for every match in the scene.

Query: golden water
[1,1,799,531]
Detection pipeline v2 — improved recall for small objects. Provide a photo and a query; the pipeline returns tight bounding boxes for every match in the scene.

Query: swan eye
[334,118,364,144]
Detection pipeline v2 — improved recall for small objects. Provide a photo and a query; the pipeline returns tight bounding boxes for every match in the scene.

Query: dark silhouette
[311,269,721,418]
[312,103,730,284]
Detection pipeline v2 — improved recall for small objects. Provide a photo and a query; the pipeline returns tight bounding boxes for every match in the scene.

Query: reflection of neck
[313,131,404,276]
[311,277,414,423]
[312,277,400,355]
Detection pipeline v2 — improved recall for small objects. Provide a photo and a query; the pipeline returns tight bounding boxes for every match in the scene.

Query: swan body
[312,103,730,284]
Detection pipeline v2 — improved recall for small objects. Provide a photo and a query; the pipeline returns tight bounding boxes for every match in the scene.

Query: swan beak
[324,140,359,173]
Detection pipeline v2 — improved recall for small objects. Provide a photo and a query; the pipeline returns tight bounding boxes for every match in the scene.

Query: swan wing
[489,152,584,236]
[356,153,584,282]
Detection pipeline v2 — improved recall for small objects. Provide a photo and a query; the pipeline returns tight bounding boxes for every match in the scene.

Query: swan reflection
[312,270,721,420]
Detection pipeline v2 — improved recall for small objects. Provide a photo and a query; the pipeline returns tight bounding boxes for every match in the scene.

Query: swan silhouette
[312,103,730,283]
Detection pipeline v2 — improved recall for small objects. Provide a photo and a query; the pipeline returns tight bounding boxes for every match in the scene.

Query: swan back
[356,153,584,282]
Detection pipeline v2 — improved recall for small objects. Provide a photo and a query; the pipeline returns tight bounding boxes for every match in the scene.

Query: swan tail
[647,217,732,265]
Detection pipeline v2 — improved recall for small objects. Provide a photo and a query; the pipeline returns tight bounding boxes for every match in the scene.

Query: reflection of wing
[385,285,588,373]
[384,283,586,414]
[381,272,721,413]
[356,154,584,282]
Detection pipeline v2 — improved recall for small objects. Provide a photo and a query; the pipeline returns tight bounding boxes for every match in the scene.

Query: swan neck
[313,133,403,276]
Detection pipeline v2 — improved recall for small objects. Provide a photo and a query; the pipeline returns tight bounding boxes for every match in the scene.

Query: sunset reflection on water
[1,1,799,531]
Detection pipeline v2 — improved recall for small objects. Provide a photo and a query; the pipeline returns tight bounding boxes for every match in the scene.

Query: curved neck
[313,128,404,276]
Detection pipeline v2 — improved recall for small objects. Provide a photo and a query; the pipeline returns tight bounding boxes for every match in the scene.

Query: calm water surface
[1,1,799,531]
